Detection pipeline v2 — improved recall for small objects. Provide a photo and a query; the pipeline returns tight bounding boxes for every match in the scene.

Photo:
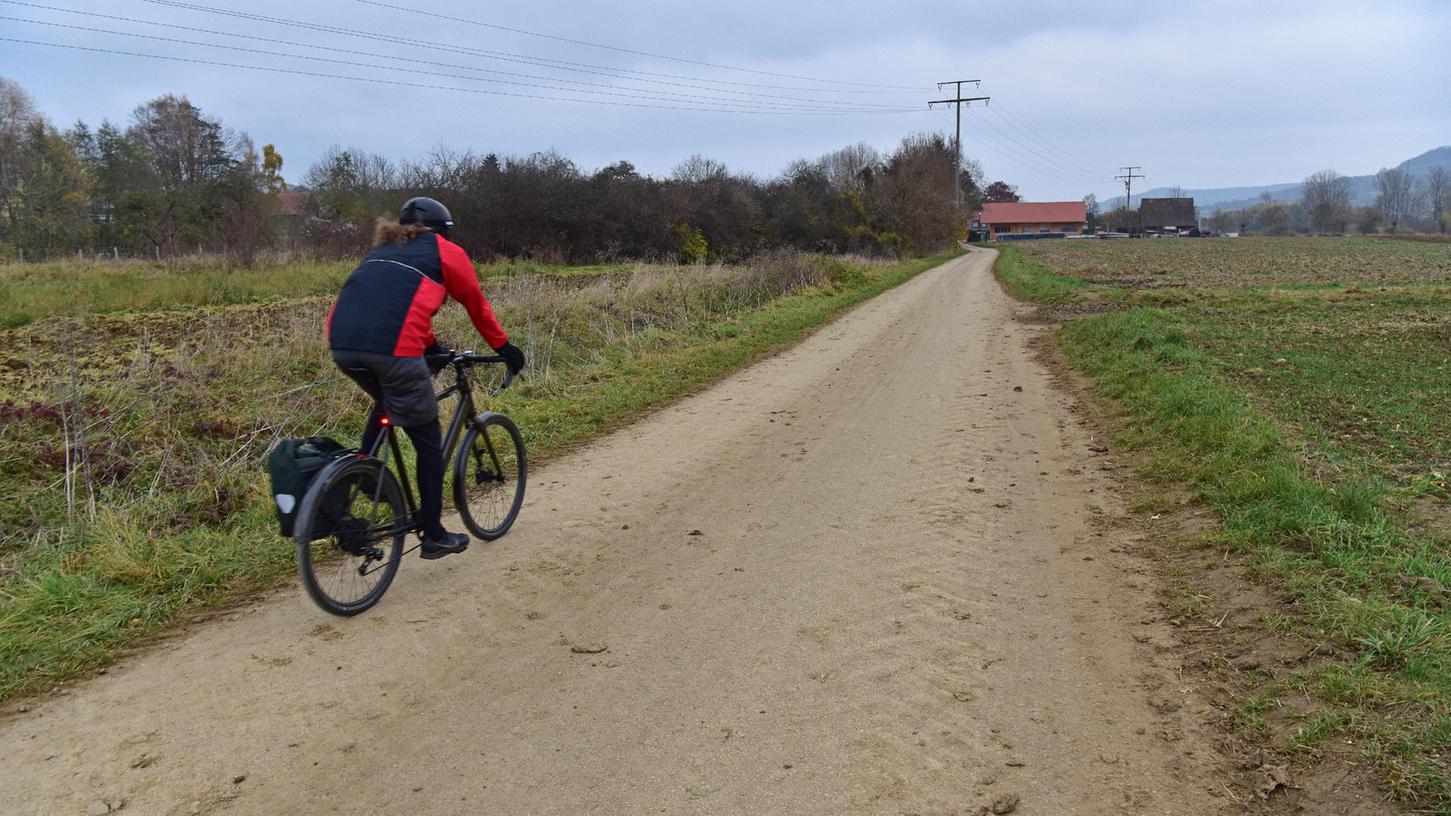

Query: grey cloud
[2,0,1445,202]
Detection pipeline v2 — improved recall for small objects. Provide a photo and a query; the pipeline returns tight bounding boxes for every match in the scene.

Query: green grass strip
[991,244,1090,304]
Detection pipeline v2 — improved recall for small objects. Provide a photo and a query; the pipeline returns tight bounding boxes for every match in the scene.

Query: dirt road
[4,249,1234,815]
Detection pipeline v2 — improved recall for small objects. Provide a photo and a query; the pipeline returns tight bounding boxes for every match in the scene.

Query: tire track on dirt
[3,249,1236,815]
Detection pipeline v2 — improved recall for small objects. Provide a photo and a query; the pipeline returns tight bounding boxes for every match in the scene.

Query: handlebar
[426,350,517,390]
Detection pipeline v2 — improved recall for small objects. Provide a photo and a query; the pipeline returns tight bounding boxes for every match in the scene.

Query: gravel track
[2,249,1231,815]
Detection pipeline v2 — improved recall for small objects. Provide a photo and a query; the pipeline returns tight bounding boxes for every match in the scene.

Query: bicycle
[291,350,527,616]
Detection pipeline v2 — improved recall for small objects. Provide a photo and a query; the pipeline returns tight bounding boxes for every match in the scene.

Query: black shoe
[420,531,469,560]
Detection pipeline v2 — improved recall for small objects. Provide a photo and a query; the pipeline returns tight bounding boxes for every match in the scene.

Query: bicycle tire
[295,456,407,616]
[453,413,527,540]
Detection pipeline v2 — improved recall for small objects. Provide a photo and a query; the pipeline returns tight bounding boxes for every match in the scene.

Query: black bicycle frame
[364,362,481,523]
[324,357,510,573]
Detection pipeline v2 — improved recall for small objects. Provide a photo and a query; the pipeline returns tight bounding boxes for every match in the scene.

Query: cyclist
[327,196,525,560]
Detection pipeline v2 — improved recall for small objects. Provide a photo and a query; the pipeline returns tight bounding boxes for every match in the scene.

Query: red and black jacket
[327,233,507,356]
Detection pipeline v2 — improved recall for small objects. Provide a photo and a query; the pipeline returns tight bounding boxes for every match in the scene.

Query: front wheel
[453,413,526,540]
[295,456,407,616]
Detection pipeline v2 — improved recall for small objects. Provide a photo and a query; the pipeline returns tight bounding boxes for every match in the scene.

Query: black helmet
[399,196,453,238]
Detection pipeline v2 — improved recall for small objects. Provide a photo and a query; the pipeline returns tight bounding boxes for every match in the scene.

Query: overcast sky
[2,0,1448,201]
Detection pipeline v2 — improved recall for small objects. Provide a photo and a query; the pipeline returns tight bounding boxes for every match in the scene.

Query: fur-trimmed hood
[374,218,431,246]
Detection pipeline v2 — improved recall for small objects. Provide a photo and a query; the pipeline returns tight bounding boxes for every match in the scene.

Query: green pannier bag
[266,436,350,538]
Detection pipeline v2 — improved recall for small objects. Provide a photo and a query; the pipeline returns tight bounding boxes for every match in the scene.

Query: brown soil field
[1014,236,1451,288]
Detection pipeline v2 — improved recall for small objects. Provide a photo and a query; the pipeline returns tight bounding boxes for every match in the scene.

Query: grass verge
[0,249,960,703]
[990,244,1091,304]
[994,245,1451,808]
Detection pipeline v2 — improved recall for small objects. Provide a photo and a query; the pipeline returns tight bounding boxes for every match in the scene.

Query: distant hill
[1135,146,1451,212]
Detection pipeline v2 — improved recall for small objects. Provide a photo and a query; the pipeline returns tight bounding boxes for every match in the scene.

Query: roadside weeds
[0,249,960,704]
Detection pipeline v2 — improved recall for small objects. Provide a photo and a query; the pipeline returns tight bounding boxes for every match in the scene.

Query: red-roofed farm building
[277,190,312,216]
[972,201,1087,240]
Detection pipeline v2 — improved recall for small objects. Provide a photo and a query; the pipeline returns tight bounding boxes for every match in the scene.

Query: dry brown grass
[0,248,948,701]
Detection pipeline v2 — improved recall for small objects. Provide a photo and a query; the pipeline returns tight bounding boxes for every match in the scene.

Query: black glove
[424,341,453,374]
[495,341,526,375]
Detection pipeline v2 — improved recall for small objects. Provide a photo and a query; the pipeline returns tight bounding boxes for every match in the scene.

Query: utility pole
[1115,166,1145,234]
[929,80,989,209]
[1115,166,1144,211]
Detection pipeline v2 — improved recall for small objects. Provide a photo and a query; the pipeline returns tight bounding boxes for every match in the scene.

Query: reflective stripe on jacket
[327,232,507,356]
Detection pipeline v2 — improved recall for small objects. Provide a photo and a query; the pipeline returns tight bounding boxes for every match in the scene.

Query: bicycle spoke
[298,463,406,615]
[454,416,526,540]
[480,428,501,477]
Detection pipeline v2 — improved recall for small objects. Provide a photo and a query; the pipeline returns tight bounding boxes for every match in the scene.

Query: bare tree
[820,142,880,195]
[0,77,40,239]
[302,145,398,219]
[955,157,985,210]
[1261,202,1292,236]
[0,78,34,133]
[1166,185,1187,198]
[128,95,234,191]
[875,133,958,254]
[402,144,480,190]
[213,134,275,267]
[1207,209,1236,233]
[1374,167,1421,233]
[1426,166,1450,234]
[1301,169,1351,233]
[671,154,728,184]
[1355,205,1382,235]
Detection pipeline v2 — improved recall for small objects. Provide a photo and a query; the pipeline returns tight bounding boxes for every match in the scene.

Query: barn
[973,201,1087,240]
[1138,197,1197,234]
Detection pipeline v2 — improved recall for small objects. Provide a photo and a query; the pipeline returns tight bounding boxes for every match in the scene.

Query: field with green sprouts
[1000,236,1451,807]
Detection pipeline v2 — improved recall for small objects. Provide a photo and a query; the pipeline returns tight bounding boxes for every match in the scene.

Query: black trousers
[333,349,448,541]
[360,410,447,541]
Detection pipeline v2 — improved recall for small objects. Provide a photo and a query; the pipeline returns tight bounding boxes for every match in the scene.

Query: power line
[943,102,1105,184]
[983,104,1112,179]
[928,79,988,208]
[352,0,923,91]
[0,37,927,116]
[1,1,917,108]
[2,15,920,114]
[970,109,1107,183]
[928,106,1106,188]
[1116,166,1145,210]
[16,0,1114,173]
[960,116,1107,184]
[930,106,1059,182]
[989,102,1111,176]
[949,85,1115,183]
[137,0,930,96]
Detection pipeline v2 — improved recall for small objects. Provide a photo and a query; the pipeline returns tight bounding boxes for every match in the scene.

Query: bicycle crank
[354,547,384,574]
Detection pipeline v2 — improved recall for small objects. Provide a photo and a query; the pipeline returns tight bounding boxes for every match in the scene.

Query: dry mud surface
[5,250,1242,815]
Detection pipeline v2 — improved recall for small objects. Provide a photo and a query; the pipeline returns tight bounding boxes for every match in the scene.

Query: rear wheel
[295,457,407,616]
[453,413,526,540]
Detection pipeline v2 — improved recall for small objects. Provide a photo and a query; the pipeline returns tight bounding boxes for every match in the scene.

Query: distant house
[1138,197,1196,233]
[973,201,1087,240]
[277,189,312,217]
